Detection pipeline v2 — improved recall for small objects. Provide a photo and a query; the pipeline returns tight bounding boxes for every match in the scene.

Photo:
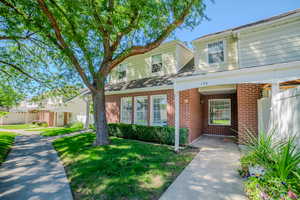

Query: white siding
[239,18,300,68]
[176,45,193,71]
[258,86,300,148]
[109,41,192,83]
[0,112,38,125]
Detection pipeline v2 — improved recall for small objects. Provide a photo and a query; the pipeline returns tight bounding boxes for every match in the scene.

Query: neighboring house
[77,9,300,150]
[0,96,87,126]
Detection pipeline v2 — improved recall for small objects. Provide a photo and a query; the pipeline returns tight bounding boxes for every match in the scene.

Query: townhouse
[78,9,300,150]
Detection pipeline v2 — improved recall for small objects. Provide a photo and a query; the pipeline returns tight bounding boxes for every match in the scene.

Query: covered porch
[173,61,300,151]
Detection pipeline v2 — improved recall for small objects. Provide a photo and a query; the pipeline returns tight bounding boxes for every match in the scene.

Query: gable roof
[194,8,300,41]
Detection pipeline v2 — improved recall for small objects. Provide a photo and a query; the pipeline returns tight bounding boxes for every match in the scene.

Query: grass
[0,131,17,164]
[211,120,230,125]
[53,133,198,200]
[0,124,39,130]
[37,127,83,136]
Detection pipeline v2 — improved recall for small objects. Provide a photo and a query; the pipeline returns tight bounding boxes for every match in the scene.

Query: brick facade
[105,89,202,143]
[105,84,261,144]
[105,89,175,126]
[237,84,262,143]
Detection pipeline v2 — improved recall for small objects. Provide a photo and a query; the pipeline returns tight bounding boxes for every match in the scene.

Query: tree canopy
[0,0,207,145]
[0,84,24,110]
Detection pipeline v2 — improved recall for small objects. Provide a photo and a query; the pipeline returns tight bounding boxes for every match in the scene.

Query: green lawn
[53,133,198,200]
[0,124,39,130]
[0,131,17,164]
[36,127,83,136]
[211,120,231,125]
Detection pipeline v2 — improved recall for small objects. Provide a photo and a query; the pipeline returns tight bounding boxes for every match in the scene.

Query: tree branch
[0,32,35,40]
[0,0,23,15]
[48,0,96,78]
[37,0,95,92]
[0,60,46,84]
[106,0,196,73]
[110,10,140,52]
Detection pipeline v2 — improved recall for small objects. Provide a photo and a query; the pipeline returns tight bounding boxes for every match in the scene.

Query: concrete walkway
[160,135,247,200]
[0,133,73,199]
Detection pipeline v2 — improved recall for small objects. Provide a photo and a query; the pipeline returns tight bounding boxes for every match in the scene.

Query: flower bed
[239,130,300,200]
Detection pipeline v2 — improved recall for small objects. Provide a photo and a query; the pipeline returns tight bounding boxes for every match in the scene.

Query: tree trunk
[84,97,90,129]
[92,86,110,145]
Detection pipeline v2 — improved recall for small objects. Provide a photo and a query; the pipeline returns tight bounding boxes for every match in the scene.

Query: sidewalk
[0,134,73,200]
[159,136,247,200]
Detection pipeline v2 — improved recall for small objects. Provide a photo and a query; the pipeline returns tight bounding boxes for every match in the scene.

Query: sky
[174,0,300,45]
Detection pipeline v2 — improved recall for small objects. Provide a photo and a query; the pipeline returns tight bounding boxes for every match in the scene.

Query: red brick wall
[105,89,175,126]
[105,89,203,143]
[202,94,238,136]
[237,84,262,143]
[187,89,203,142]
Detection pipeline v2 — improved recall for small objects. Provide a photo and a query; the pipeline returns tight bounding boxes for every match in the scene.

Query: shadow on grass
[40,127,82,137]
[53,133,197,200]
[0,132,17,164]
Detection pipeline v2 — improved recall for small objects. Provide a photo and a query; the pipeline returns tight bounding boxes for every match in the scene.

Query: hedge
[92,123,188,145]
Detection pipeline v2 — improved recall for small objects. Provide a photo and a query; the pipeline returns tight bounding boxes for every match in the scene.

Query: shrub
[240,129,300,199]
[32,120,48,127]
[270,137,300,182]
[65,122,83,129]
[241,129,277,168]
[92,123,188,145]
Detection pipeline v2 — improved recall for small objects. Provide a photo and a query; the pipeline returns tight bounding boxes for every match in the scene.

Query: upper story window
[208,99,231,126]
[207,41,224,64]
[151,54,163,73]
[117,63,127,80]
[105,74,111,84]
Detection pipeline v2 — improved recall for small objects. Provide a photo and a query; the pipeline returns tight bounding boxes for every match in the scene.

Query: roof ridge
[193,8,300,41]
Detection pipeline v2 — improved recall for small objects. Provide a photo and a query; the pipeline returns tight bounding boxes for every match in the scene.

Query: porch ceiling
[198,84,236,95]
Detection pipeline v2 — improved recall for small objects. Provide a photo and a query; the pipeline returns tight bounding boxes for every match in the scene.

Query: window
[120,97,132,124]
[207,41,224,64]
[151,95,167,126]
[134,96,148,125]
[151,54,162,73]
[209,99,231,126]
[105,74,111,84]
[117,63,127,80]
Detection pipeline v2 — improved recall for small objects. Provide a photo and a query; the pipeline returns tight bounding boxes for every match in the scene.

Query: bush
[65,122,83,129]
[92,123,188,145]
[240,129,300,199]
[32,120,48,127]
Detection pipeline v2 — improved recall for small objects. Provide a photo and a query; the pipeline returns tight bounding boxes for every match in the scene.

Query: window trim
[120,97,132,124]
[134,96,148,125]
[117,63,127,81]
[206,40,226,65]
[151,54,163,74]
[150,94,167,126]
[208,98,231,126]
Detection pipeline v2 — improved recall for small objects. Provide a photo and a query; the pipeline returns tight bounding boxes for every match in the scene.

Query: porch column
[174,90,180,152]
[84,96,90,129]
[270,82,280,130]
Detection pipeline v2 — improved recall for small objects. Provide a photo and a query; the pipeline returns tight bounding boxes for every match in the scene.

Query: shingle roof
[105,74,174,91]
[104,58,196,92]
[194,8,300,41]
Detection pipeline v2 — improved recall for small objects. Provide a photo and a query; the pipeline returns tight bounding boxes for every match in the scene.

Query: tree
[0,0,206,145]
[0,84,24,110]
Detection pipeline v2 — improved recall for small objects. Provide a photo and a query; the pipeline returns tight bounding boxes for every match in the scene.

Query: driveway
[159,135,247,200]
[0,133,73,200]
